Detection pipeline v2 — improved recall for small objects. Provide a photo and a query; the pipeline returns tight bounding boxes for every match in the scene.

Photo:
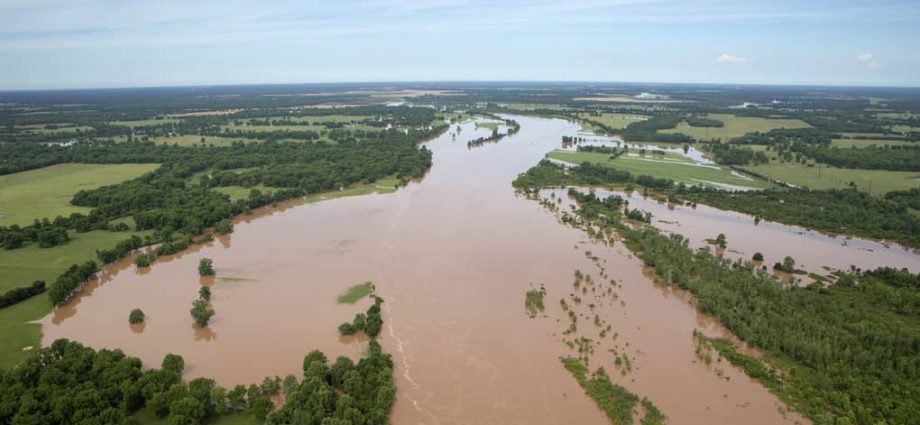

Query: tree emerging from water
[190,299,214,327]
[198,258,215,276]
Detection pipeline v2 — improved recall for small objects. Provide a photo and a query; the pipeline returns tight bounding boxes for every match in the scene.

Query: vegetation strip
[562,357,665,425]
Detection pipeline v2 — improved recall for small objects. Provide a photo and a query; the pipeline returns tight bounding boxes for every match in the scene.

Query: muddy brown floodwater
[585,189,920,277]
[40,115,874,424]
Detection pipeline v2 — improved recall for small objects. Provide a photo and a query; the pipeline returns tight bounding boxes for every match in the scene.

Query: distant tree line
[706,143,769,165]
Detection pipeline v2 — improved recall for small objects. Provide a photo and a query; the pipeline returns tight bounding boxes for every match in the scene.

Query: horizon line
[2,79,920,94]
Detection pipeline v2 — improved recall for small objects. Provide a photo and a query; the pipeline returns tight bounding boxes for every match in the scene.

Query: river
[39,115,914,424]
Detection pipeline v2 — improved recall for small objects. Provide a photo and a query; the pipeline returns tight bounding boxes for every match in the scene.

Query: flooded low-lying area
[583,189,919,278]
[562,133,714,164]
[36,116,866,424]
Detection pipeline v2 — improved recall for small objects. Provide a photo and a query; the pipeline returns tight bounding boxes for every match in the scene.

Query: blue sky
[1,0,918,89]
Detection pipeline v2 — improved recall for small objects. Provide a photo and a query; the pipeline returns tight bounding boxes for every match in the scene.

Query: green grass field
[214,185,280,201]
[0,163,159,226]
[474,121,504,131]
[305,177,401,203]
[283,114,371,124]
[110,118,182,127]
[150,135,256,147]
[337,281,374,304]
[581,113,649,131]
[661,113,810,142]
[744,162,919,195]
[548,150,772,190]
[0,295,49,369]
[830,138,915,148]
[0,229,150,291]
[892,125,920,134]
[17,124,94,134]
[876,112,920,119]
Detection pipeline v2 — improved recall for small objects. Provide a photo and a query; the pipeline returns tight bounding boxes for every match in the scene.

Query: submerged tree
[129,308,146,324]
[199,286,211,301]
[134,254,152,268]
[337,298,384,337]
[191,299,215,327]
[198,258,216,276]
[215,219,234,235]
[774,256,797,272]
[162,353,185,374]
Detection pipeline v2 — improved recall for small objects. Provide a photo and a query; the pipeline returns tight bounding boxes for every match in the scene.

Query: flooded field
[587,189,919,278]
[37,115,900,424]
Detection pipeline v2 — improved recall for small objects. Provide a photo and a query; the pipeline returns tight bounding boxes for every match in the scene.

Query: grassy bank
[548,150,772,190]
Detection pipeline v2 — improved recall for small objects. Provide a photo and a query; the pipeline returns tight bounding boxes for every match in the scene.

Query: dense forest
[564,190,920,425]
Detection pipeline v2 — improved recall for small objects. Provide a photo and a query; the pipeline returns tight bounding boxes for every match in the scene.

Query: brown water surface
[39,116,831,424]
[590,189,919,277]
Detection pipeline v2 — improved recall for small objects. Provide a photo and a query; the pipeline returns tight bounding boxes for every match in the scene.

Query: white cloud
[716,53,748,64]
[857,53,880,69]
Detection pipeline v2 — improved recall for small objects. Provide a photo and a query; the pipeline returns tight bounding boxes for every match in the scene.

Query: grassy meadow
[0,229,151,291]
[743,161,919,195]
[109,118,181,127]
[0,163,159,226]
[662,113,810,142]
[548,150,772,190]
[830,138,915,148]
[214,185,280,201]
[305,177,401,203]
[581,113,649,131]
[0,296,48,368]
[17,124,94,134]
[148,135,255,147]
[337,281,374,304]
